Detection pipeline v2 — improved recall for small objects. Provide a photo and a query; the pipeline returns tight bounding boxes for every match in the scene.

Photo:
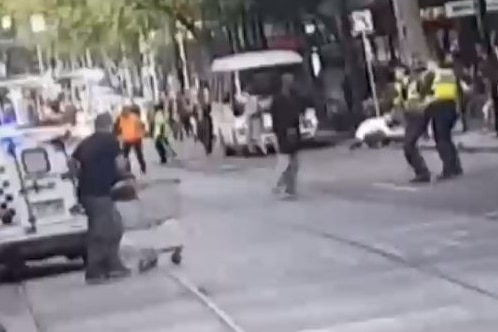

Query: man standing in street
[70,113,131,285]
[116,106,147,174]
[270,73,303,199]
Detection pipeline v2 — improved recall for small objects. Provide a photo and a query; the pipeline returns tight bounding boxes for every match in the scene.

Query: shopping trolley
[116,178,184,273]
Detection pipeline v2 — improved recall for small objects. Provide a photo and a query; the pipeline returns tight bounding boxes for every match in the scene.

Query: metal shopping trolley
[116,178,184,273]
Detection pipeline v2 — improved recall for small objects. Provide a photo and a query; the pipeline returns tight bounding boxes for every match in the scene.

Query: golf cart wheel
[171,248,183,265]
[224,147,236,157]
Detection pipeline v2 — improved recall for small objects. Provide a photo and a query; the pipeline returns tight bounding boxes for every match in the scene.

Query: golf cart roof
[0,75,51,89]
[57,68,105,82]
[211,50,303,73]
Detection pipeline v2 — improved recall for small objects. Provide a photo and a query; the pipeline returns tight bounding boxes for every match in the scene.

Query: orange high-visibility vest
[118,114,144,142]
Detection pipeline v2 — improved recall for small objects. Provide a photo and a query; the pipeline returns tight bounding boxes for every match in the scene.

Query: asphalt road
[2,142,498,332]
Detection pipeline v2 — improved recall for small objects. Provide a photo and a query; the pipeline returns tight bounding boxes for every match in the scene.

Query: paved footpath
[3,143,498,331]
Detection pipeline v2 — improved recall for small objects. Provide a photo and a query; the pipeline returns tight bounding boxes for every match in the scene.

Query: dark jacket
[271,92,303,154]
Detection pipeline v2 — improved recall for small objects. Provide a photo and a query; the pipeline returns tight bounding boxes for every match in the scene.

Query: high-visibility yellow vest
[153,111,170,139]
[393,82,405,107]
[405,79,423,110]
[393,76,409,107]
[432,68,457,101]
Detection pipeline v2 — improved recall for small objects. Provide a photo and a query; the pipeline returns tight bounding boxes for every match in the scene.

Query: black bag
[111,179,138,202]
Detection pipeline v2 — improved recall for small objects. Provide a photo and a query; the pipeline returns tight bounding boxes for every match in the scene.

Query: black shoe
[410,174,431,184]
[85,274,109,285]
[436,170,463,181]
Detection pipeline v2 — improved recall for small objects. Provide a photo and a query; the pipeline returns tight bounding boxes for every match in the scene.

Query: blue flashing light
[0,137,19,157]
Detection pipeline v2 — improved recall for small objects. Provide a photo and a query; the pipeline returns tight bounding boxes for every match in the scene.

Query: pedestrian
[70,113,131,285]
[424,58,463,180]
[270,73,303,199]
[116,106,147,174]
[180,94,194,138]
[198,104,214,155]
[153,104,176,164]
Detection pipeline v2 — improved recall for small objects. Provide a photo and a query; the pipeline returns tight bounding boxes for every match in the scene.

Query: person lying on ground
[350,113,402,150]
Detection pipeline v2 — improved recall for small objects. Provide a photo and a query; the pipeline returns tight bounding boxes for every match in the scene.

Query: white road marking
[484,210,498,219]
[168,271,247,332]
[372,182,420,193]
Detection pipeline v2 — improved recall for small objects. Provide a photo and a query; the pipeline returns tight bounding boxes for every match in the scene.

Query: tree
[391,0,430,63]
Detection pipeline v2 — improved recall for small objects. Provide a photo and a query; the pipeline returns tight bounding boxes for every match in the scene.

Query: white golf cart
[210,50,319,156]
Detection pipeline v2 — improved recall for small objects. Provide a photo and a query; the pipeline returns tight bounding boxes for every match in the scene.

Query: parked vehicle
[210,50,319,156]
[0,124,86,279]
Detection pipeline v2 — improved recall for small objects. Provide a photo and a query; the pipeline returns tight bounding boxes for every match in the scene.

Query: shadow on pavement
[0,260,83,284]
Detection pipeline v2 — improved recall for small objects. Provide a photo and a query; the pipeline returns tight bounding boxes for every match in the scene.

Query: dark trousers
[404,111,431,177]
[155,137,173,164]
[275,152,299,195]
[80,196,126,279]
[182,117,192,137]
[430,100,462,175]
[123,140,146,173]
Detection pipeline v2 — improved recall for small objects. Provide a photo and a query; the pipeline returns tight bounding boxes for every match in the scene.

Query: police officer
[403,62,432,183]
[424,58,463,180]
[393,66,409,111]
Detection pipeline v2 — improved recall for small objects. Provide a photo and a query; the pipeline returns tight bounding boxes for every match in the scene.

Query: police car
[0,125,87,279]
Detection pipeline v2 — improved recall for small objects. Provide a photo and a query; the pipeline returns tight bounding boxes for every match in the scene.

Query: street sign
[351,10,374,36]
[445,0,498,17]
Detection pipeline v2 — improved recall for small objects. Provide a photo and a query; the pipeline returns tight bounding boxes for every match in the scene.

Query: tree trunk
[336,2,365,118]
[121,44,134,98]
[391,0,431,64]
[85,48,93,68]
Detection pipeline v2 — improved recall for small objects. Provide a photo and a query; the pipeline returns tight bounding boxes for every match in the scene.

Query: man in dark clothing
[71,113,131,285]
[270,73,303,198]
[198,105,214,156]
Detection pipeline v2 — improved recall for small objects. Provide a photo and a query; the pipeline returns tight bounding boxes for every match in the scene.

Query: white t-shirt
[355,117,395,141]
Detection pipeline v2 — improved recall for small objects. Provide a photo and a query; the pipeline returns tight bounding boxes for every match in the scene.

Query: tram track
[283,221,498,303]
[167,270,248,332]
[1,268,248,332]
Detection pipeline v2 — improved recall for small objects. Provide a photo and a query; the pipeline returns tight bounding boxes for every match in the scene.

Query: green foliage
[0,0,208,55]
[0,0,372,55]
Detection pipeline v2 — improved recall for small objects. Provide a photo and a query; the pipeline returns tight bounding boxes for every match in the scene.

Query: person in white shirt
[350,113,400,149]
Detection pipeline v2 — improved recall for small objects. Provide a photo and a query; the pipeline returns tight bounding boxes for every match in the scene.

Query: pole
[391,0,406,63]
[362,31,380,118]
[36,44,44,74]
[475,0,498,135]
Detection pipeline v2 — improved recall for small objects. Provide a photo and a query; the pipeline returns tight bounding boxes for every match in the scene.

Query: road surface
[2,141,498,332]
